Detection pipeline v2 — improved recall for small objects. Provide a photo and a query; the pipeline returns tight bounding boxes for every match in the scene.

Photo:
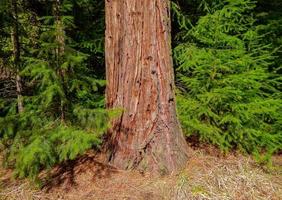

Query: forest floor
[0,143,281,200]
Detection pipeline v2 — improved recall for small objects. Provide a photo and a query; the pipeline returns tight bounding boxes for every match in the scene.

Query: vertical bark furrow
[105,0,188,174]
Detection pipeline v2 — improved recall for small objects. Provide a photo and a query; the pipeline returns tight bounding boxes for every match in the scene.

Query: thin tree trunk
[11,0,24,113]
[53,0,66,123]
[105,0,188,174]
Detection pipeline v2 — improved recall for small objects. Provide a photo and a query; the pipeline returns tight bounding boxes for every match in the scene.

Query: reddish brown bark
[105,0,188,174]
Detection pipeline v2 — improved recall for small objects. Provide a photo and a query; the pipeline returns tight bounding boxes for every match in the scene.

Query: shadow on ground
[1,146,281,200]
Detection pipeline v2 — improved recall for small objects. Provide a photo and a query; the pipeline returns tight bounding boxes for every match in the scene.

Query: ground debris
[1,148,281,200]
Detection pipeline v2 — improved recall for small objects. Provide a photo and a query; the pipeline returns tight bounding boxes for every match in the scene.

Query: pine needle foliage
[0,0,116,180]
[174,0,282,161]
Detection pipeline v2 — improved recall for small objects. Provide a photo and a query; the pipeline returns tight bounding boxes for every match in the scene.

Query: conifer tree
[105,0,188,173]
[174,0,282,161]
[10,0,24,113]
[0,0,112,180]
[0,0,281,180]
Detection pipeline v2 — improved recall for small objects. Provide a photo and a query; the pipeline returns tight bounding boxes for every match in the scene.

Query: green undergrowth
[173,0,282,163]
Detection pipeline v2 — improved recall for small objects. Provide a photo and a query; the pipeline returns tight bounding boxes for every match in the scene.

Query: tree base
[105,120,189,174]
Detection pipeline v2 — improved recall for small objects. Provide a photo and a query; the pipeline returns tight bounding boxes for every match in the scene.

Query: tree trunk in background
[53,0,66,123]
[105,0,188,174]
[11,0,24,113]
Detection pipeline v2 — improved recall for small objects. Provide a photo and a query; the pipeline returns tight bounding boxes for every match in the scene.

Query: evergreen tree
[105,0,188,174]
[0,0,281,181]
[174,0,282,161]
[0,0,115,180]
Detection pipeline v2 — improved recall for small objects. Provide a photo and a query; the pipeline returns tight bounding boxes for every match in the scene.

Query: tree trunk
[11,0,24,113]
[105,0,188,174]
[53,0,66,123]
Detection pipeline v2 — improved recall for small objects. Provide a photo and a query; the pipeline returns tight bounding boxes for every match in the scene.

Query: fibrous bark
[105,0,188,174]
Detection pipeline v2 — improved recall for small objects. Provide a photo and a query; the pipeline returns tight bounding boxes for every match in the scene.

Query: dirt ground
[0,145,281,200]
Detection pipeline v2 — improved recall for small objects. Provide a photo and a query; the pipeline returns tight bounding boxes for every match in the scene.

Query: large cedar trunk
[105,0,188,174]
